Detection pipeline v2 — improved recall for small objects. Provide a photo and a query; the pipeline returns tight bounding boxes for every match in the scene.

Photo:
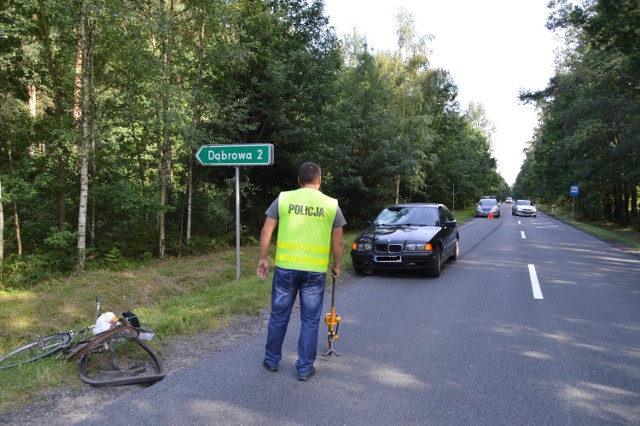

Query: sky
[323,0,561,186]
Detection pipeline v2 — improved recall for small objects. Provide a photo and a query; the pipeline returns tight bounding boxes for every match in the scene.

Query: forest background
[0,0,637,288]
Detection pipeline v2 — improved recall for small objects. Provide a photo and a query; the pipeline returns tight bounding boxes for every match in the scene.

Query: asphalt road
[80,205,640,425]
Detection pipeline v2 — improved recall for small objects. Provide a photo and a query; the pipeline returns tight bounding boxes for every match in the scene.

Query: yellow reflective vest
[275,188,338,273]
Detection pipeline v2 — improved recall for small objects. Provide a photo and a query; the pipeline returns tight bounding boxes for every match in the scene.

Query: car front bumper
[351,251,437,271]
[476,210,499,217]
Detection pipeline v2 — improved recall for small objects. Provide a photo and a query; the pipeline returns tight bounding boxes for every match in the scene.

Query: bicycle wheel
[78,337,165,387]
[0,333,71,370]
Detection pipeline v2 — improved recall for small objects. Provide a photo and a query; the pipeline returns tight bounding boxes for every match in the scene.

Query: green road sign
[195,144,274,166]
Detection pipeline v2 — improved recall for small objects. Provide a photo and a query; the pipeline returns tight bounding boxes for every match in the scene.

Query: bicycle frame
[1,295,164,386]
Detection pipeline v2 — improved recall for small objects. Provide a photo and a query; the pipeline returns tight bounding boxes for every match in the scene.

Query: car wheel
[449,239,459,261]
[427,245,442,278]
[354,267,374,276]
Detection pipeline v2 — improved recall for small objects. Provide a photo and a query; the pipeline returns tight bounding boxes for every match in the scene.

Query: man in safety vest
[257,162,346,381]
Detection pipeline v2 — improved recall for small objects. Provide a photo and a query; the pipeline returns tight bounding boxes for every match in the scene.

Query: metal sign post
[570,185,579,220]
[196,144,274,279]
[235,167,241,279]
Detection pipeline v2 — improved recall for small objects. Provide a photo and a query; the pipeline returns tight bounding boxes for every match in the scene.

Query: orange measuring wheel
[323,276,341,356]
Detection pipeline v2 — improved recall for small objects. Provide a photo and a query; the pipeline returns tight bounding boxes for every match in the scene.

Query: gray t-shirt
[265,195,347,229]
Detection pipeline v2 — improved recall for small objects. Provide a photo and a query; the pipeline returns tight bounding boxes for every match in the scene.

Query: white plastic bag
[93,312,118,335]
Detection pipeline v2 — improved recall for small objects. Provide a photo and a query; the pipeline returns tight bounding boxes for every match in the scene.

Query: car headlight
[492,206,499,213]
[475,206,482,213]
[352,242,373,251]
[405,243,424,251]
[405,243,432,251]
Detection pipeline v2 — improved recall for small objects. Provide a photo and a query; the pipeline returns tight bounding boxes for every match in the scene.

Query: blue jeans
[264,267,326,375]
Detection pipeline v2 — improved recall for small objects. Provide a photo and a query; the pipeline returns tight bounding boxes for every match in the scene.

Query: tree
[76,0,92,272]
[36,0,71,231]
[519,0,639,225]
[0,0,513,285]
[0,177,4,283]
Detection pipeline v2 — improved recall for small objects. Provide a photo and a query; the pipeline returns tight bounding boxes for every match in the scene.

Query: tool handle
[330,276,336,307]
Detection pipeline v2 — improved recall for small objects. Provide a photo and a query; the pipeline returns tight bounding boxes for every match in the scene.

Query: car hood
[357,225,442,242]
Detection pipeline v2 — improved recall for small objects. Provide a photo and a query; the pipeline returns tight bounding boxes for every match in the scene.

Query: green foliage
[0,1,517,286]
[43,227,78,273]
[519,0,639,228]
[1,254,53,289]
[104,247,132,271]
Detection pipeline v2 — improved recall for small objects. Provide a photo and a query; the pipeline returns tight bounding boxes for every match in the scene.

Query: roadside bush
[43,226,78,273]
[0,254,56,289]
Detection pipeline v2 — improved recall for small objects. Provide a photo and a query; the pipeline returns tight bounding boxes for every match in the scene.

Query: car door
[438,206,456,254]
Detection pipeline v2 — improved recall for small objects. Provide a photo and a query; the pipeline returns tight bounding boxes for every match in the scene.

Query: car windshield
[373,206,439,226]
[479,199,497,206]
[516,200,533,206]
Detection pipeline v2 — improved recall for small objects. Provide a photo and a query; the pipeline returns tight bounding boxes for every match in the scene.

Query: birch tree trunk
[186,11,206,244]
[76,0,91,272]
[0,178,4,281]
[28,85,37,116]
[157,0,174,257]
[89,32,96,247]
[157,0,168,258]
[7,138,23,257]
[36,0,67,231]
[12,199,22,257]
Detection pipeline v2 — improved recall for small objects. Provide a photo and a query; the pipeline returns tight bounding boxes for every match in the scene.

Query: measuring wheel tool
[323,276,341,356]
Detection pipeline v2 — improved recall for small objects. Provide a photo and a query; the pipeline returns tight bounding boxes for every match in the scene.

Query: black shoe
[297,367,316,381]
[263,361,278,372]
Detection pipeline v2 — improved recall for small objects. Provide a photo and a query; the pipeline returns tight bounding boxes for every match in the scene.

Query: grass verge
[542,205,640,249]
[0,235,355,413]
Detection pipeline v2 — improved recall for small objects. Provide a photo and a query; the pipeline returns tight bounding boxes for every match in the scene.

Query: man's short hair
[298,162,321,184]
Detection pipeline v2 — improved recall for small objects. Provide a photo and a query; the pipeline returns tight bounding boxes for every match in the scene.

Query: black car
[350,203,459,277]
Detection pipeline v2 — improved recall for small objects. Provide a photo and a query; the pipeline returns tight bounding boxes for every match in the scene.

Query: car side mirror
[444,220,457,228]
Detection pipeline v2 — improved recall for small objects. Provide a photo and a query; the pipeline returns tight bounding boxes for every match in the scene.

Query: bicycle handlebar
[95,295,101,321]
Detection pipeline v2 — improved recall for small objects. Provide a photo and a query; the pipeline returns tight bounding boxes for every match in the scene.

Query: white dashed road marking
[528,264,544,300]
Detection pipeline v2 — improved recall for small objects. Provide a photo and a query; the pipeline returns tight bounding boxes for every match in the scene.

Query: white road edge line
[521,231,526,239]
[528,264,544,300]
